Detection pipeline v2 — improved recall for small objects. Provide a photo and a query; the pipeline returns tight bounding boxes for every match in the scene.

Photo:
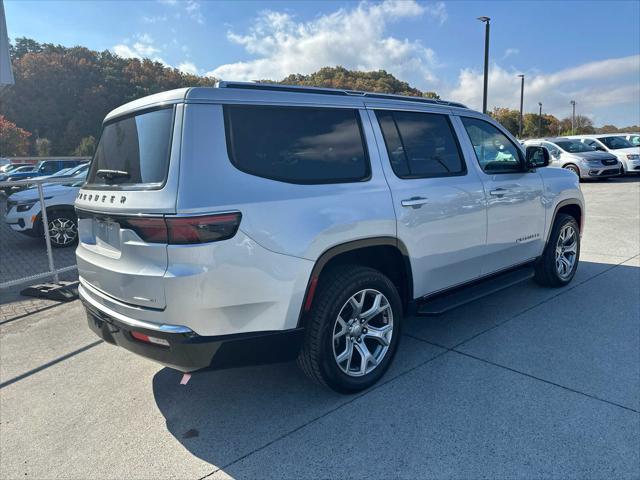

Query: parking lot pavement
[0,178,638,479]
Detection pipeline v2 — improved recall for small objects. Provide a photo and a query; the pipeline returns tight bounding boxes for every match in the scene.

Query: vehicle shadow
[151,258,639,476]
[151,359,346,469]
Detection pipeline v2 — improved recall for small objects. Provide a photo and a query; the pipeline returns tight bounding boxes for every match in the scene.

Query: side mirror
[525,146,549,169]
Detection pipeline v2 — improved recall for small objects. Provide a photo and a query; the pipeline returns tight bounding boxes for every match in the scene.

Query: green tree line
[1,38,637,157]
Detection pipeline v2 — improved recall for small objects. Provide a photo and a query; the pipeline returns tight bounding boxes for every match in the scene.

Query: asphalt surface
[1,178,638,479]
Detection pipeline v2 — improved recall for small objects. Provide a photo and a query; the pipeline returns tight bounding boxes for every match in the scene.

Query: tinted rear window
[224,105,370,184]
[86,108,174,189]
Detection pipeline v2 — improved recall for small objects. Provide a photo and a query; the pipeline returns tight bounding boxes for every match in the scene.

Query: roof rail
[215,81,468,109]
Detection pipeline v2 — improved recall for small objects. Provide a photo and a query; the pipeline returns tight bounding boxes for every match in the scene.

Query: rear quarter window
[85,107,174,190]
[223,105,370,184]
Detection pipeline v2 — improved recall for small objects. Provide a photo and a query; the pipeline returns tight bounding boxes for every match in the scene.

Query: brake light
[118,212,241,245]
[167,213,242,244]
[122,217,168,243]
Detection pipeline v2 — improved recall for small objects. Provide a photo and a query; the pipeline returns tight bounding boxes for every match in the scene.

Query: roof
[105,82,471,122]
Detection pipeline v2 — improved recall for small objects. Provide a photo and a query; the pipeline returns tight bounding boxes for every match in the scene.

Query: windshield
[554,140,594,153]
[50,168,71,177]
[626,135,639,146]
[600,136,634,150]
[86,107,174,189]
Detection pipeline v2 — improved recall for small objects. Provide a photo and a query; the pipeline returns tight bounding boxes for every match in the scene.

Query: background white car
[569,134,640,175]
[5,173,86,247]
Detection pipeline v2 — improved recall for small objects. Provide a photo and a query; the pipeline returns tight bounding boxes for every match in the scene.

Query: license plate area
[94,218,121,252]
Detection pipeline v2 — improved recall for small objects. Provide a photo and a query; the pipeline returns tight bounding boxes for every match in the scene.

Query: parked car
[5,172,86,248]
[0,162,33,174]
[523,137,620,180]
[76,83,583,393]
[570,134,640,175]
[2,158,87,182]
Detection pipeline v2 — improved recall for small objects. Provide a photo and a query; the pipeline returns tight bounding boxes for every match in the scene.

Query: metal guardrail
[0,176,82,289]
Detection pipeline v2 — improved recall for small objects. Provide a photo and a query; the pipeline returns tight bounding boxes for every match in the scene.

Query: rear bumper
[81,286,303,372]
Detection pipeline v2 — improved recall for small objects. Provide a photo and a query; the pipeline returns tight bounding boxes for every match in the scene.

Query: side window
[375,110,465,178]
[41,162,57,173]
[224,105,370,184]
[544,142,560,157]
[461,117,523,173]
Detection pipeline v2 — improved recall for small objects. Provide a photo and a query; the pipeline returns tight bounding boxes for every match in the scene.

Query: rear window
[224,105,370,184]
[86,107,174,189]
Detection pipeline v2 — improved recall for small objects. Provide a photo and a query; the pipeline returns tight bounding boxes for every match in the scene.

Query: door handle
[489,188,508,197]
[401,196,429,208]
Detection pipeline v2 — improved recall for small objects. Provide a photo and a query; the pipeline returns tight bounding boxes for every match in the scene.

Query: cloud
[112,33,167,65]
[142,14,168,24]
[206,0,441,86]
[184,0,204,24]
[178,62,199,75]
[157,0,204,24]
[446,55,640,124]
[503,48,519,59]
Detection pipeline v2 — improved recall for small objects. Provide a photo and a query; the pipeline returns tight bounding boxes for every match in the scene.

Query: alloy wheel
[48,217,77,247]
[555,224,577,279]
[332,289,393,377]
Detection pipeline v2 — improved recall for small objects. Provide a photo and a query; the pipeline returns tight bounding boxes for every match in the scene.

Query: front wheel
[297,265,402,393]
[564,164,581,179]
[534,213,580,287]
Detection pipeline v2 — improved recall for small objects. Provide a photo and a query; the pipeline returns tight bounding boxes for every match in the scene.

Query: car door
[367,107,487,298]
[455,115,545,275]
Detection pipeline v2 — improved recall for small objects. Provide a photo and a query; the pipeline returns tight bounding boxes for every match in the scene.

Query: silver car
[76,83,584,393]
[524,137,621,180]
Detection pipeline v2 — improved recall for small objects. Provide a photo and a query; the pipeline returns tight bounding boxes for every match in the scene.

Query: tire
[564,164,581,180]
[297,265,402,393]
[47,212,78,248]
[534,213,580,287]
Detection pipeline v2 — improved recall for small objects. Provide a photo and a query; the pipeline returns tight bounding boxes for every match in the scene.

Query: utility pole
[538,102,543,137]
[478,16,491,114]
[517,74,524,138]
[570,100,576,134]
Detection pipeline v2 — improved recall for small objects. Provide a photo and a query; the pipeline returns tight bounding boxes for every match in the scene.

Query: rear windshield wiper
[96,169,130,181]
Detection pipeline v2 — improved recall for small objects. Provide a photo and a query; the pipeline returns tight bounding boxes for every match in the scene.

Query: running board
[416,265,535,316]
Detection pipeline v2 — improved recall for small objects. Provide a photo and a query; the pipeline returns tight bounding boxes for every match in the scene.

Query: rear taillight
[122,217,168,243]
[119,212,241,245]
[167,213,242,244]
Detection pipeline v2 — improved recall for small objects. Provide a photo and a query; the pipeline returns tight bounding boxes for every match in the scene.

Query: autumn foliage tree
[0,115,31,156]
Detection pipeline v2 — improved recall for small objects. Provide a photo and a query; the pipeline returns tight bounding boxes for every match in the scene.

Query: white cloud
[156,0,204,24]
[178,61,199,75]
[446,55,640,124]
[185,0,204,24]
[206,0,441,86]
[112,33,167,65]
[503,48,519,59]
[142,14,168,24]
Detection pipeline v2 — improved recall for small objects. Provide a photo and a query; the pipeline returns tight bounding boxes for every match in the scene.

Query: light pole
[570,100,576,134]
[538,102,543,137]
[517,74,524,138]
[478,16,491,114]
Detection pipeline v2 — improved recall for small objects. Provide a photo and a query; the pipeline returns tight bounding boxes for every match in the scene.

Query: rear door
[367,107,487,298]
[75,105,182,309]
[455,115,545,275]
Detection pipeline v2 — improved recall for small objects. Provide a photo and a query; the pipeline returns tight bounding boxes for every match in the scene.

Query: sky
[5,0,640,126]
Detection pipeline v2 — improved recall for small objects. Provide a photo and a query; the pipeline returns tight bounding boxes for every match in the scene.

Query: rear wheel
[297,265,402,393]
[534,213,580,287]
[47,212,78,248]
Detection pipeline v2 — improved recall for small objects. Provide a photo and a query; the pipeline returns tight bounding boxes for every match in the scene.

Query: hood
[8,183,78,202]
[568,150,618,161]
[609,147,640,155]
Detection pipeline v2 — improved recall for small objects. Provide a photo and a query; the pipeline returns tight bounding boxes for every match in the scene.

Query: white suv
[76,83,584,393]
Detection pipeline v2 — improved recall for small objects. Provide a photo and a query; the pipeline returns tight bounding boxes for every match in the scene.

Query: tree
[490,107,521,137]
[0,115,32,156]
[573,115,595,134]
[271,66,433,97]
[73,136,96,156]
[36,137,52,156]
